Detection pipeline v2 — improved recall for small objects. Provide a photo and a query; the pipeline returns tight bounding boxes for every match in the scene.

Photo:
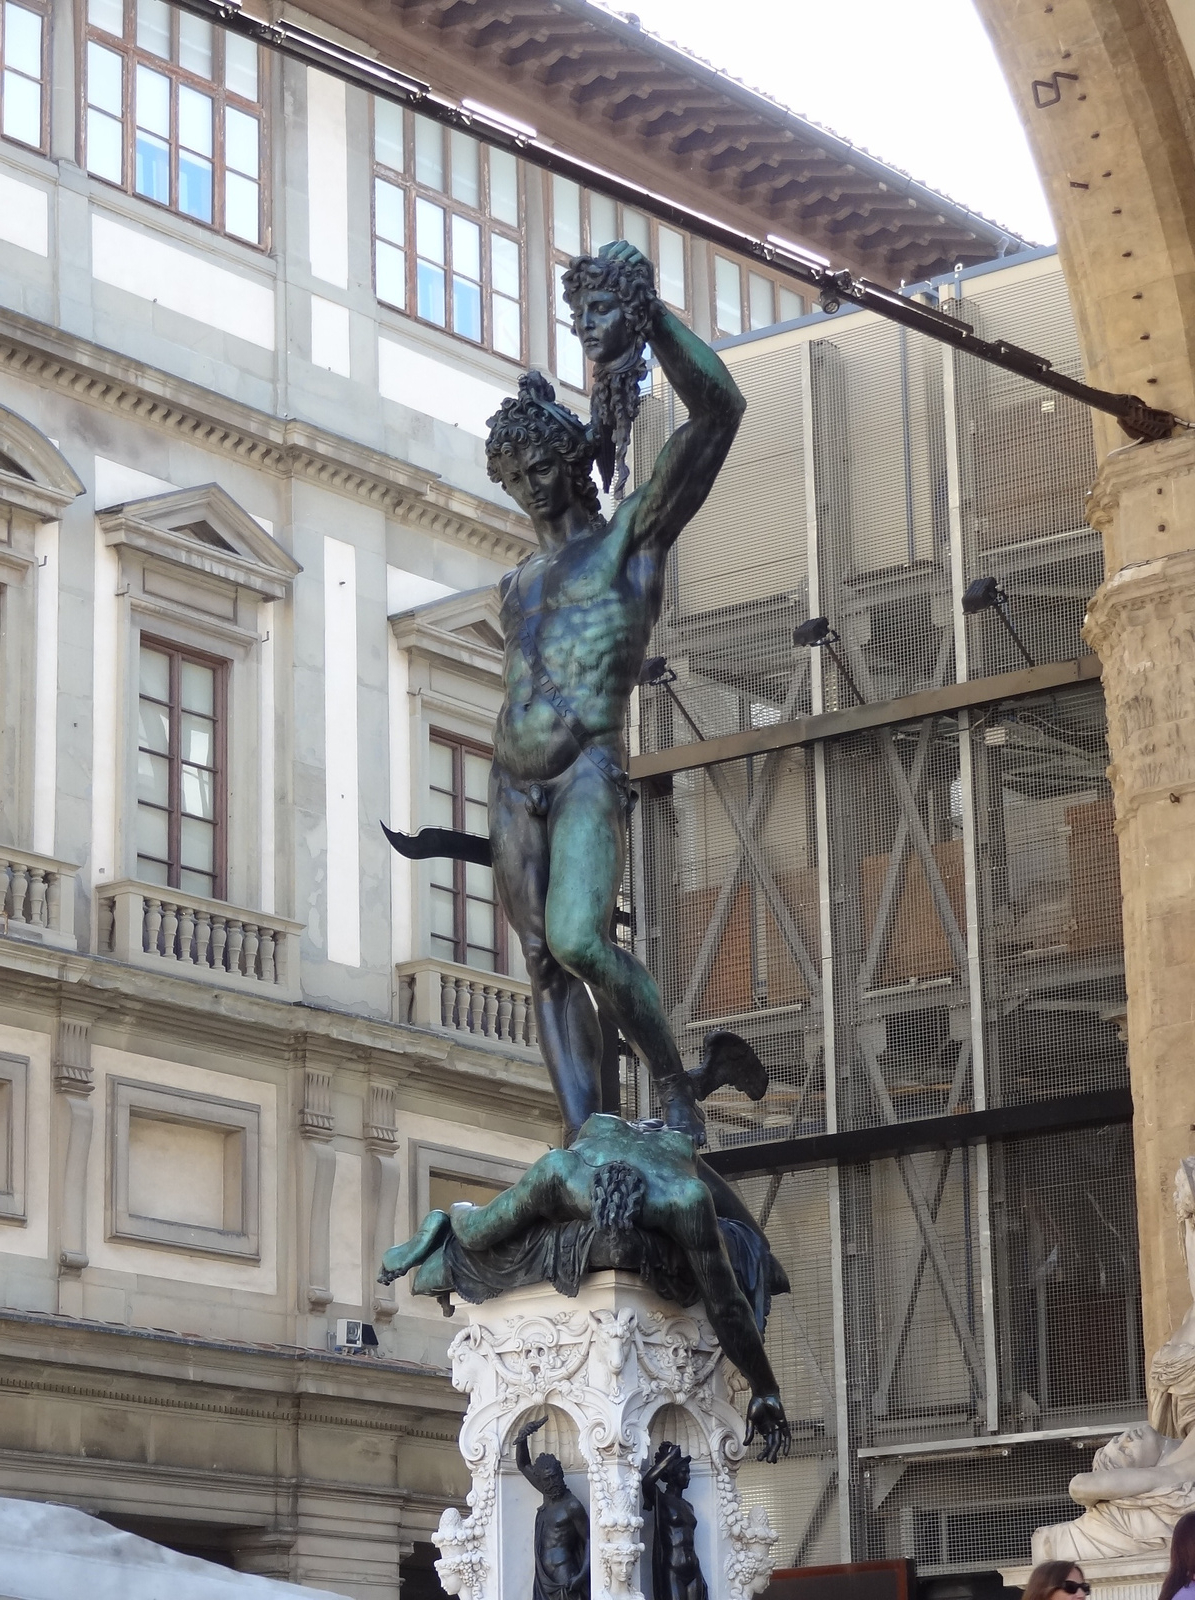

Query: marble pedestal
[432,1271,778,1600]
[1001,1555,1168,1600]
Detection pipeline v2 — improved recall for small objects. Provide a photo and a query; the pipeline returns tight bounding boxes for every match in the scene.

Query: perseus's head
[485,371,601,524]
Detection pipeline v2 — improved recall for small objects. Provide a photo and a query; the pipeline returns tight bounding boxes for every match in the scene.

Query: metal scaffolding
[628,252,1139,1583]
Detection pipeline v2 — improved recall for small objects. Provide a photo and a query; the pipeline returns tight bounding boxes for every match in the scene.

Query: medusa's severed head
[485,371,603,524]
[561,244,658,500]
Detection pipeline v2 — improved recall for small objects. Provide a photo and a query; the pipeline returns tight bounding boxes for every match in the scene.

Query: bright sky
[599,0,1056,248]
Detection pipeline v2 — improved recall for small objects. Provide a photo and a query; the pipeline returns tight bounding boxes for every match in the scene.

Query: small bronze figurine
[641,1441,708,1600]
[515,1416,590,1600]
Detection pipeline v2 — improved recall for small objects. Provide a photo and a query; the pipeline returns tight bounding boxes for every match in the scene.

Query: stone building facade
[0,0,1020,1593]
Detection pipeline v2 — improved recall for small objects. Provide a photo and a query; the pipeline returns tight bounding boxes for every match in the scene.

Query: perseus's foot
[378,1209,452,1285]
[660,1085,707,1146]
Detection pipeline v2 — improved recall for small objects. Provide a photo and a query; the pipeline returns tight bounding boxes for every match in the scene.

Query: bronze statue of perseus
[483,241,746,1147]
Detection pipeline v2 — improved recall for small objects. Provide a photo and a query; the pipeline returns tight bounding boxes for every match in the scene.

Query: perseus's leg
[544,761,703,1141]
[490,765,601,1143]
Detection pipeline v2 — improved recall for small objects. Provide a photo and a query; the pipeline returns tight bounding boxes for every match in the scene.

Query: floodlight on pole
[792,617,865,705]
[961,576,1035,668]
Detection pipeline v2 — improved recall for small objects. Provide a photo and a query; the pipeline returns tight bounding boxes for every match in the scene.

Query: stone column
[299,1065,336,1323]
[1086,432,1195,1357]
[432,1272,777,1600]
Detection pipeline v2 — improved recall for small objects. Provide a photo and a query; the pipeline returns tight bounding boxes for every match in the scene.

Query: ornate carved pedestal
[433,1272,778,1600]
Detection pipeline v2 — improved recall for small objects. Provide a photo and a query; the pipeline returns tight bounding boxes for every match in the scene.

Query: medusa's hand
[745,1395,791,1465]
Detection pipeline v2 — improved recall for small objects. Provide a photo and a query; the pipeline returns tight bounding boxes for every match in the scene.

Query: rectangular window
[136,638,226,900]
[372,99,524,362]
[84,0,265,245]
[713,252,804,339]
[1,0,46,150]
[427,730,507,974]
[549,188,690,392]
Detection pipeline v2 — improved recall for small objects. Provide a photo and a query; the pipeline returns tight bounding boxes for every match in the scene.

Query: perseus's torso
[495,519,660,782]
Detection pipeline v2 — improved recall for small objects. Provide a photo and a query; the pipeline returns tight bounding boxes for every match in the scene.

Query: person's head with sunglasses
[1023,1561,1091,1600]
[1160,1510,1195,1600]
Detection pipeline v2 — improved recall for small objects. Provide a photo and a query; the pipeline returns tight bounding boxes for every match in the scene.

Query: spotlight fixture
[792,616,864,705]
[638,655,677,687]
[961,575,1035,667]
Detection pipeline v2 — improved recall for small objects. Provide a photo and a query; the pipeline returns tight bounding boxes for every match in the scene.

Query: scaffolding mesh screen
[949,266,1100,676]
[828,717,973,1131]
[972,682,1126,1107]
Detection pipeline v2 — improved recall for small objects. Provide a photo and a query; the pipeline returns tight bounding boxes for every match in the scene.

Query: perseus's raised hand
[745,1394,791,1465]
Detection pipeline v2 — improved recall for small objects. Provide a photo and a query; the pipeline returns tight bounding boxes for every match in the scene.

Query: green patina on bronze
[381,243,791,1462]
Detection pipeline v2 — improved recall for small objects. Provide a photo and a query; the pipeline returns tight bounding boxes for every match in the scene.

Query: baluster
[161,901,179,960]
[511,991,527,1046]
[194,907,212,967]
[241,922,260,980]
[526,1002,538,1049]
[177,905,196,964]
[26,870,47,927]
[497,988,513,1042]
[144,898,163,955]
[211,914,228,972]
[482,985,498,1037]
[258,928,276,983]
[45,872,60,932]
[99,895,115,953]
[468,980,485,1034]
[9,862,29,924]
[454,975,470,1031]
[439,972,454,1026]
[226,919,245,976]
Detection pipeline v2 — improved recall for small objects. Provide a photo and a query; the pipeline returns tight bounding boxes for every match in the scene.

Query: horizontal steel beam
[703,1086,1132,1179]
[630,654,1102,780]
[166,0,1177,439]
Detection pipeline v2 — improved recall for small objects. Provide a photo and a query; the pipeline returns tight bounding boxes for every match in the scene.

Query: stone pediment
[0,402,84,524]
[389,584,504,679]
[97,482,302,600]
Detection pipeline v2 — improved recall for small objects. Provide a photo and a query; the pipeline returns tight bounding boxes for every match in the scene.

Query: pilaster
[365,1079,401,1324]
[299,1064,336,1322]
[1085,433,1195,1358]
[52,1017,93,1317]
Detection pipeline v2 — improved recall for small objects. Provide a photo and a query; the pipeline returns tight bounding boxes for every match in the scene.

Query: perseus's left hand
[745,1394,791,1464]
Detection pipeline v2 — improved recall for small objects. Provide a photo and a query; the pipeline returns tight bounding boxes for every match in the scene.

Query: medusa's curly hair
[560,246,658,499]
[484,371,603,521]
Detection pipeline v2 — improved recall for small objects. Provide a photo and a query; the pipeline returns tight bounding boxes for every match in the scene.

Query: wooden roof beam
[672,121,767,156]
[502,30,583,67]
[625,96,730,133]
[703,140,791,174]
[538,47,641,85]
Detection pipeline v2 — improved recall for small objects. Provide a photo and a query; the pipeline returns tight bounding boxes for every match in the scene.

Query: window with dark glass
[548,176,690,392]
[0,0,46,150]
[427,731,508,973]
[136,639,225,899]
[84,0,264,244]
[372,101,523,361]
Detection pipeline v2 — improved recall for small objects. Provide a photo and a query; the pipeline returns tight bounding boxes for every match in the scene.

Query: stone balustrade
[395,958,538,1051]
[98,880,303,1001]
[0,846,78,950]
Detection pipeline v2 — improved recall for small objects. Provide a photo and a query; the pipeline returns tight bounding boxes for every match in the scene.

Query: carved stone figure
[640,1442,708,1600]
[1033,1160,1195,1561]
[380,1113,791,1462]
[515,1417,590,1600]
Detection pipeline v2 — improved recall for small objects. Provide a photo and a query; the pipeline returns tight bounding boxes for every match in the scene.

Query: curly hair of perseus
[560,249,657,500]
[484,370,604,521]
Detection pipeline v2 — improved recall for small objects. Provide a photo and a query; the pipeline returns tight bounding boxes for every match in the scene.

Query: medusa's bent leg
[449,1148,584,1253]
[379,1209,452,1282]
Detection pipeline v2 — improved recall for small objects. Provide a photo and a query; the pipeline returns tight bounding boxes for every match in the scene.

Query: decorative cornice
[365,1079,399,1148]
[0,309,534,569]
[1086,433,1195,531]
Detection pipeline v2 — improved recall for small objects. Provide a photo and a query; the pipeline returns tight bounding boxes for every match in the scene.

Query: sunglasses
[1057,1584,1091,1595]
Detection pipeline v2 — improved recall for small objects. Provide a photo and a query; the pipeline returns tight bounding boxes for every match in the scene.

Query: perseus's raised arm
[625,302,745,552]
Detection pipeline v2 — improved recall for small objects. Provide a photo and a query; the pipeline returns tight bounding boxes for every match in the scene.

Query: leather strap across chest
[505,567,636,810]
